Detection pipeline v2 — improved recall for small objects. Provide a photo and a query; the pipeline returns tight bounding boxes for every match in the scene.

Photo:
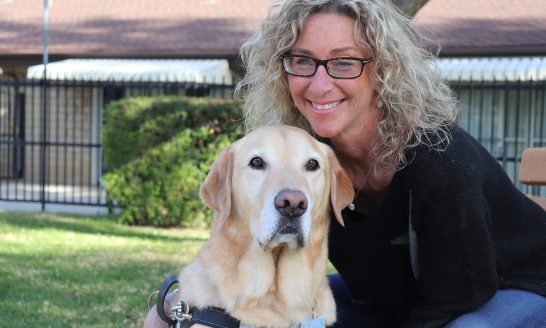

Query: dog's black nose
[274,189,308,218]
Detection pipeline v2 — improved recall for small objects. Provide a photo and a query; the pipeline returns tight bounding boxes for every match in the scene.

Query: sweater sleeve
[401,160,499,328]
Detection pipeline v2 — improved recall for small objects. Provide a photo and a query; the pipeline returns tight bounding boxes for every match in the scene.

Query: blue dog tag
[300,316,326,328]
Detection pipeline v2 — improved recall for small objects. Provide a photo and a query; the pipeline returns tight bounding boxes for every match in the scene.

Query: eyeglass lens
[283,56,367,78]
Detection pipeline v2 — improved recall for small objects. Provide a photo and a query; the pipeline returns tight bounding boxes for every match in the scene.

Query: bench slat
[518,148,546,185]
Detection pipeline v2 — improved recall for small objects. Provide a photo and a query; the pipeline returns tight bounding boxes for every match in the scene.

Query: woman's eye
[249,156,265,169]
[332,59,356,70]
[294,57,313,67]
[305,159,319,171]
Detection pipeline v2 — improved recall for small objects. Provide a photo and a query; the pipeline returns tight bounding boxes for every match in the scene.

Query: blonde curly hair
[235,0,458,171]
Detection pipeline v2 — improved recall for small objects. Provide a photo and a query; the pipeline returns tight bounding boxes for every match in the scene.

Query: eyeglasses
[280,54,373,79]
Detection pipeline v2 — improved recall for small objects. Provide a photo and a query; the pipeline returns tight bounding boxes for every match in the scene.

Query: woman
[235,0,546,327]
[145,0,546,327]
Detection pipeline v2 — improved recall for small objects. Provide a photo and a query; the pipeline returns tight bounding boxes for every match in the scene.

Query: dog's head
[200,125,354,251]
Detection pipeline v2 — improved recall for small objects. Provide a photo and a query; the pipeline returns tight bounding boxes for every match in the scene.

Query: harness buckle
[171,298,192,322]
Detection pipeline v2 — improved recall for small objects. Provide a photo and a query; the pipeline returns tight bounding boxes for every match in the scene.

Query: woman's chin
[310,124,340,139]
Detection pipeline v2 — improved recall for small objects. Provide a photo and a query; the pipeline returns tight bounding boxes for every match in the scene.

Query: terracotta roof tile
[0,0,270,56]
[414,0,546,55]
[0,0,544,59]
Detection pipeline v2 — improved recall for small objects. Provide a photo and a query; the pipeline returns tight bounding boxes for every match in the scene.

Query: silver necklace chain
[347,174,368,211]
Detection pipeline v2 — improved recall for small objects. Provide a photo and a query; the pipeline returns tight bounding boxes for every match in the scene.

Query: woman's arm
[144,304,170,328]
[143,288,177,328]
[402,158,498,327]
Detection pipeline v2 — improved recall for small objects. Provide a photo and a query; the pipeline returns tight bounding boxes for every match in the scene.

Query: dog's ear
[327,150,354,227]
[200,146,233,226]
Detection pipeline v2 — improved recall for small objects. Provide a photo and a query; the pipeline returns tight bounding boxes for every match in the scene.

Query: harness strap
[156,275,312,328]
[181,307,240,328]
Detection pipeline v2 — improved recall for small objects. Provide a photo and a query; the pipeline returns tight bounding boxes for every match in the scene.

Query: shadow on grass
[0,212,208,243]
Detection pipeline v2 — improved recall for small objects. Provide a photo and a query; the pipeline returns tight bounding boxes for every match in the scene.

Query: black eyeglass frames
[280,55,373,79]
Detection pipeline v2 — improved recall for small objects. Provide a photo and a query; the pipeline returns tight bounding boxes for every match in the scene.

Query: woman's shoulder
[400,126,502,188]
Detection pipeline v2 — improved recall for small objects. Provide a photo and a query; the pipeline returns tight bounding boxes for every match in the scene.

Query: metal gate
[0,78,107,210]
[451,80,546,198]
[0,84,24,180]
[0,77,234,211]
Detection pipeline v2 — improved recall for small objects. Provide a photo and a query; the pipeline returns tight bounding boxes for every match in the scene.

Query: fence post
[40,78,48,211]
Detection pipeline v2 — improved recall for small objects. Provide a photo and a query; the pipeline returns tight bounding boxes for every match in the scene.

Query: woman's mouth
[311,99,343,110]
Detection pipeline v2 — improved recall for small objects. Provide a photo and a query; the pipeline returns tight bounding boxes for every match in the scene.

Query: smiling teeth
[313,100,342,110]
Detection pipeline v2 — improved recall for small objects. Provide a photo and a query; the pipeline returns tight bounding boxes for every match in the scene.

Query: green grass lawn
[0,210,209,328]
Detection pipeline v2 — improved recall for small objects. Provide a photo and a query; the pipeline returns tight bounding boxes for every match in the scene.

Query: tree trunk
[391,0,430,16]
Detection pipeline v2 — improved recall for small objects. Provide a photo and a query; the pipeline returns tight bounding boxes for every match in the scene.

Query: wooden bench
[517,147,546,210]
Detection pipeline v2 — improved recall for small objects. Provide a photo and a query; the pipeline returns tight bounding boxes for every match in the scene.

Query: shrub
[103,96,243,171]
[102,97,243,227]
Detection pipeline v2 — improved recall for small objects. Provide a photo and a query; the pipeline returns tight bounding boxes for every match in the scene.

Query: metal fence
[451,79,546,198]
[0,77,234,211]
[0,76,545,212]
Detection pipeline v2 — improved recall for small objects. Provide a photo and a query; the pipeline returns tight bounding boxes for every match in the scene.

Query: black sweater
[328,126,546,328]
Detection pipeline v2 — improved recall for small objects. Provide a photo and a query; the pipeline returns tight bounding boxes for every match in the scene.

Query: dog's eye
[305,159,319,171]
[249,156,265,169]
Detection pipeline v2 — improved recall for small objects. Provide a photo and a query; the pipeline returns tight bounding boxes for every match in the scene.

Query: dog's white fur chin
[263,233,302,250]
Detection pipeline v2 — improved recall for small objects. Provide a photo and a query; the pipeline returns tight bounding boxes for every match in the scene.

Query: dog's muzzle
[268,189,308,248]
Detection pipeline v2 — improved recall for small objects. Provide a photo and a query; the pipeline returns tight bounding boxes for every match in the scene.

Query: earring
[376,99,384,108]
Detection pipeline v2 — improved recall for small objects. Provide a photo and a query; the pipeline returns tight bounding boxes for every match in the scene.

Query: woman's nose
[307,65,334,95]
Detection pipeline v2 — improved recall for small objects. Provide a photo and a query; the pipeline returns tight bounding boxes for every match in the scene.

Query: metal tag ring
[172,299,191,321]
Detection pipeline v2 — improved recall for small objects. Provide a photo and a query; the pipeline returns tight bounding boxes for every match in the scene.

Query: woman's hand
[143,304,170,328]
[143,291,176,328]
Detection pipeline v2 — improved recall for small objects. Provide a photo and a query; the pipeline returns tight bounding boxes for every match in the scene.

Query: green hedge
[102,96,244,227]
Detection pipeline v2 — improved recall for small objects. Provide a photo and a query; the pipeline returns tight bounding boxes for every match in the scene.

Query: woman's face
[287,13,380,141]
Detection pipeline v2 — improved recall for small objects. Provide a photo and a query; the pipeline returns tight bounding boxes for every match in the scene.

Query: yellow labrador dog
[173,125,354,328]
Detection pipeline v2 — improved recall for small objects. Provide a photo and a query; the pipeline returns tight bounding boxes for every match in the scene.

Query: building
[0,0,270,77]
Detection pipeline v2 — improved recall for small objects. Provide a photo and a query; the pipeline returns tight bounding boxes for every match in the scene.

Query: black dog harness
[155,275,324,328]
[157,275,240,328]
